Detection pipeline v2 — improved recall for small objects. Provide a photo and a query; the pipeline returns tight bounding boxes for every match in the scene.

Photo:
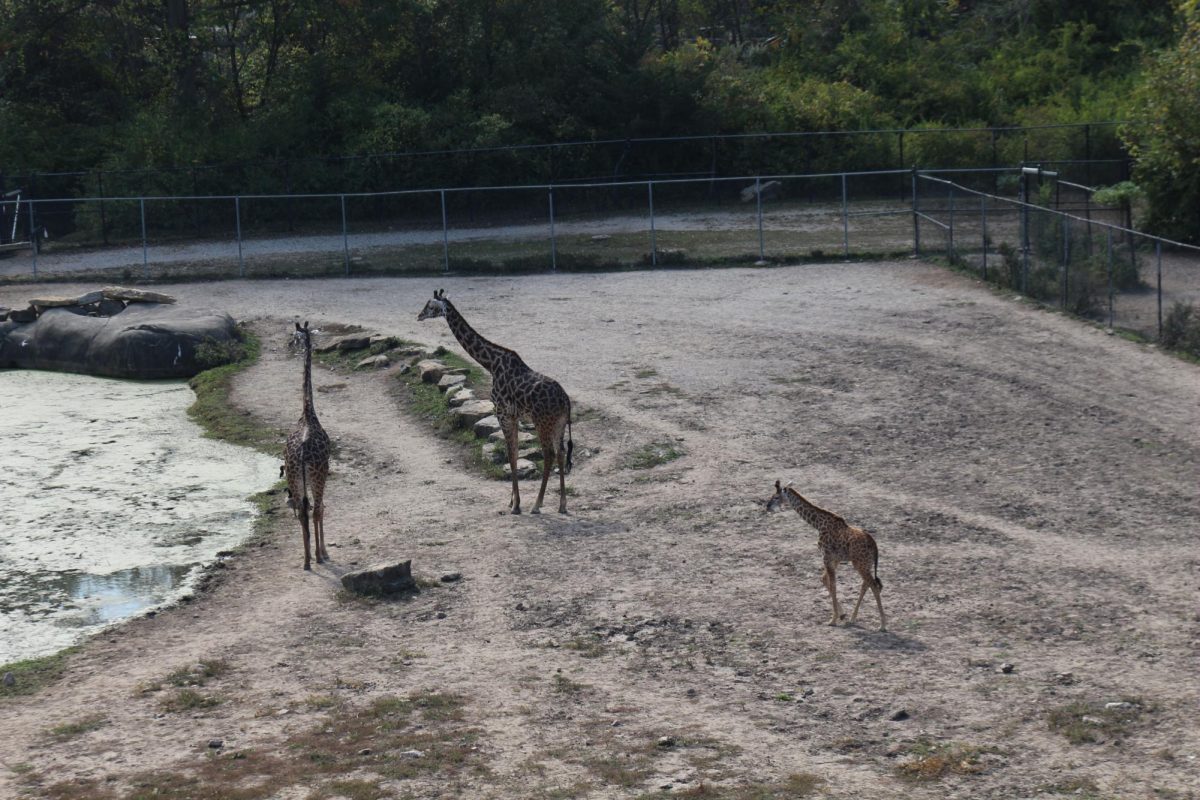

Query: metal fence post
[841,172,849,259]
[28,199,37,277]
[440,190,450,274]
[97,171,109,246]
[1061,216,1070,308]
[1106,228,1114,330]
[1156,240,1163,341]
[980,196,988,281]
[140,198,148,276]
[755,176,765,261]
[549,186,557,272]
[340,194,350,276]
[235,196,244,278]
[911,167,920,256]
[947,186,955,261]
[648,181,657,266]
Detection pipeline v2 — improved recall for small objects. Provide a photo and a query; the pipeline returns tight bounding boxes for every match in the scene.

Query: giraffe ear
[294,322,302,332]
[774,480,781,491]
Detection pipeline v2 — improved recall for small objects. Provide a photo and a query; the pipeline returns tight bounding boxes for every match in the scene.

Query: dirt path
[0,262,1198,799]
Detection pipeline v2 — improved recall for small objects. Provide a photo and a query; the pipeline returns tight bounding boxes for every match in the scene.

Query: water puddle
[0,371,279,664]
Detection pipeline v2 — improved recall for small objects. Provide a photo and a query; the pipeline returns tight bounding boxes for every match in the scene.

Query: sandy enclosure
[0,262,1198,799]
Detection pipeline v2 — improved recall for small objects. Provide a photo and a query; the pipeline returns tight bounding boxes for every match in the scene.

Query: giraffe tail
[873,548,882,591]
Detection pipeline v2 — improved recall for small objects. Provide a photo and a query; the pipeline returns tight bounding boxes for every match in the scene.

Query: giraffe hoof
[303,563,312,571]
[530,507,541,515]
[510,507,522,515]
[558,507,568,515]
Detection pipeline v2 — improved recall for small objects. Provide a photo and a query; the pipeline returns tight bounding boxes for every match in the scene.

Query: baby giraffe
[766,480,886,631]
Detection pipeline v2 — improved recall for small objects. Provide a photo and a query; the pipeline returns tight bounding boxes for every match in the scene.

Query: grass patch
[563,636,607,658]
[0,646,80,701]
[636,772,822,799]
[159,688,223,713]
[139,659,231,694]
[45,714,107,742]
[187,331,281,455]
[1047,698,1146,744]
[552,673,591,694]
[896,741,996,781]
[624,440,685,470]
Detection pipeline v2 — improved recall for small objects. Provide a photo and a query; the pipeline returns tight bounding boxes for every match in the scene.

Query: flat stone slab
[341,560,416,596]
[452,399,495,427]
[30,291,104,309]
[473,415,502,438]
[437,373,467,392]
[488,429,534,445]
[416,359,447,383]
[101,286,176,304]
[316,333,372,353]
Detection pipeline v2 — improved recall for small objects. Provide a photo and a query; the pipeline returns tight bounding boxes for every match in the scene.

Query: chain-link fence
[914,171,1200,345]
[5,163,1198,355]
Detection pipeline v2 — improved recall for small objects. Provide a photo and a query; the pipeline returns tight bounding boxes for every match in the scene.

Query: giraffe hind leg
[299,495,313,571]
[501,413,521,514]
[530,420,557,514]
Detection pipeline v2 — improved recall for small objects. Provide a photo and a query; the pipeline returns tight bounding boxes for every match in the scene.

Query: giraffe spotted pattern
[283,321,332,570]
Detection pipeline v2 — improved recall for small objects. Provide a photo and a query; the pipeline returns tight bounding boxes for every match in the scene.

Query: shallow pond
[0,371,279,664]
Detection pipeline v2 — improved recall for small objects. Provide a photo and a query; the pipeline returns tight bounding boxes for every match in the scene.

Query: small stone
[656,736,676,748]
[354,354,391,370]
[207,739,223,749]
[999,663,1015,674]
[504,459,538,480]
[341,560,417,596]
[1055,672,1077,685]
[452,399,496,427]
[2,672,14,687]
[8,306,36,323]
[401,749,424,759]
[473,415,501,438]
[885,742,907,758]
[435,611,447,619]
[358,748,372,756]
[489,429,534,446]
[890,709,910,721]
[0,307,9,321]
[591,234,611,242]
[1105,701,1136,710]
[440,572,462,583]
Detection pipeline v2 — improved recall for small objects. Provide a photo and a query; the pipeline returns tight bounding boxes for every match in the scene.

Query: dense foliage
[0,0,1193,233]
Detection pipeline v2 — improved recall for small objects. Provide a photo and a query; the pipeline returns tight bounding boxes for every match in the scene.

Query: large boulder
[0,303,241,379]
[341,560,416,596]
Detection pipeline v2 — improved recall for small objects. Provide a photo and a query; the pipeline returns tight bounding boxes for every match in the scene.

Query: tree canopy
[0,0,1192,233]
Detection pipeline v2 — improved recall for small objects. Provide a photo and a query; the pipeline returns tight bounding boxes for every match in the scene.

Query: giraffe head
[417,289,449,321]
[290,321,313,352]
[765,480,792,512]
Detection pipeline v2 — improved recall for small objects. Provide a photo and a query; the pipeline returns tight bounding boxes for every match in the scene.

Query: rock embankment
[0,286,242,379]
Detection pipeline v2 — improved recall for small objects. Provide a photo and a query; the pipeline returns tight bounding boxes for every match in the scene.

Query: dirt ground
[0,261,1198,799]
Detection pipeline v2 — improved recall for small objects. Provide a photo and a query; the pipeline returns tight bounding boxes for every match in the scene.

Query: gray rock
[401,749,424,759]
[0,304,242,378]
[355,354,391,370]
[416,359,447,383]
[998,663,1015,674]
[93,298,126,317]
[437,373,467,392]
[0,307,9,321]
[341,560,416,596]
[2,672,14,686]
[504,458,538,479]
[447,387,473,407]
[333,334,372,352]
[8,306,36,323]
[440,572,462,583]
[30,291,104,309]
[102,286,176,304]
[358,748,372,756]
[489,429,534,446]
[452,399,496,427]
[207,739,223,749]
[473,415,501,438]
[890,709,910,721]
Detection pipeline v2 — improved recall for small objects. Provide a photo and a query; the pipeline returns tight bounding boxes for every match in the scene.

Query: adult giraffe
[283,321,331,569]
[418,289,573,514]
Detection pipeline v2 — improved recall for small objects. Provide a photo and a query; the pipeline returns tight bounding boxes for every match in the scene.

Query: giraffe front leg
[311,475,329,562]
[850,579,869,624]
[557,441,568,515]
[500,412,522,514]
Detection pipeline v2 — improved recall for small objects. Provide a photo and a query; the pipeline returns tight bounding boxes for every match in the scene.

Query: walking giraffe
[283,321,332,570]
[418,289,573,514]
[766,480,886,631]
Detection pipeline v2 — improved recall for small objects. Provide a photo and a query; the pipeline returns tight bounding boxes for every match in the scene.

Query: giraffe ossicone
[766,479,886,631]
[418,289,574,515]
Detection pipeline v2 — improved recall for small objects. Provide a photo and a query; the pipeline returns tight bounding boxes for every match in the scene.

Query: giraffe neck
[784,487,841,531]
[443,300,512,374]
[302,336,317,421]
